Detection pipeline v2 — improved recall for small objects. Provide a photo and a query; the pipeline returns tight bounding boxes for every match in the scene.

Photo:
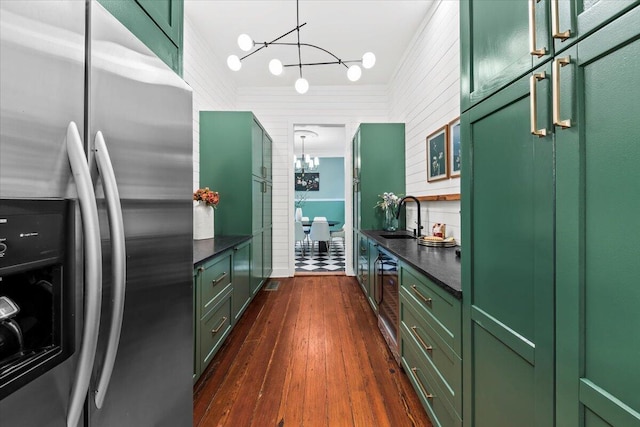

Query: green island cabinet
[400,263,462,427]
[461,2,640,426]
[193,239,253,382]
[199,112,273,295]
[351,123,405,294]
[98,0,183,75]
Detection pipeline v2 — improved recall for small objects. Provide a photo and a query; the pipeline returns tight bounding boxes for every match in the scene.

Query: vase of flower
[193,187,219,240]
[384,206,399,231]
[295,207,303,222]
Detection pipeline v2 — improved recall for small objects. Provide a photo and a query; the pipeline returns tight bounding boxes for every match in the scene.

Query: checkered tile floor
[295,238,345,272]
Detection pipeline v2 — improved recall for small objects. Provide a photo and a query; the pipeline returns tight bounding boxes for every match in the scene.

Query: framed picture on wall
[448,117,461,178]
[426,124,449,182]
[295,172,320,191]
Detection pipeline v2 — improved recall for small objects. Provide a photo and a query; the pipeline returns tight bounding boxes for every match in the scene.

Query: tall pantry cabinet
[461,1,639,427]
[199,112,273,294]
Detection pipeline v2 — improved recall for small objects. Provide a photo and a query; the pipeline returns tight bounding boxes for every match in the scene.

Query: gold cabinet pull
[411,367,434,400]
[197,266,205,273]
[530,72,547,137]
[211,272,228,286]
[553,56,572,129]
[211,316,227,335]
[528,0,547,57]
[551,0,571,40]
[410,285,432,306]
[411,326,433,355]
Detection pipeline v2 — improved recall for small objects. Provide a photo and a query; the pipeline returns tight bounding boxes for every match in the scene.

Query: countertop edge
[361,230,462,300]
[193,235,252,265]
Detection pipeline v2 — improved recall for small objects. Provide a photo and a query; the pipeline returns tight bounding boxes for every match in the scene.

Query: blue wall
[296,157,345,227]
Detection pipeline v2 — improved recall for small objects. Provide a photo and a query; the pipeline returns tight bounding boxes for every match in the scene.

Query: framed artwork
[295,172,320,191]
[448,117,461,178]
[426,124,449,182]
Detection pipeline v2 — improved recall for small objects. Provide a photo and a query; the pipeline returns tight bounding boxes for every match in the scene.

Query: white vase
[193,201,214,240]
[295,207,303,221]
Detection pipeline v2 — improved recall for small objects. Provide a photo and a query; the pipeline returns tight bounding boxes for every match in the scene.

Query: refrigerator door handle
[65,122,103,427]
[93,131,127,409]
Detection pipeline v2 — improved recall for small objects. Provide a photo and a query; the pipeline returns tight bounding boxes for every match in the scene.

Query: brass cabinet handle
[411,285,433,306]
[262,165,267,178]
[551,0,571,40]
[411,368,434,400]
[528,0,547,57]
[553,56,572,129]
[197,266,205,273]
[211,316,227,335]
[211,272,228,286]
[530,72,547,137]
[411,326,434,355]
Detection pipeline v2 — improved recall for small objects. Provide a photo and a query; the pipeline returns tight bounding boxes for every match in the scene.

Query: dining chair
[309,220,331,258]
[294,221,307,256]
[313,216,327,222]
[330,225,345,246]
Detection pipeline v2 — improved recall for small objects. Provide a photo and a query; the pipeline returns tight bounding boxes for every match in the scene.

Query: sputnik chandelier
[226,0,376,94]
[294,134,319,173]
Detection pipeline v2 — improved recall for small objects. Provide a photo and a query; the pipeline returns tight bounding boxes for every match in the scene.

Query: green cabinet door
[461,62,554,427]
[367,240,379,311]
[556,9,640,426]
[553,0,638,55]
[263,132,273,182]
[352,129,361,231]
[232,240,252,324]
[251,231,264,295]
[461,0,550,111]
[251,119,264,178]
[98,0,183,75]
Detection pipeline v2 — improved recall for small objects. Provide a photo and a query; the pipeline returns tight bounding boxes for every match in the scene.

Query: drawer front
[199,291,232,369]
[200,253,232,317]
[402,334,462,427]
[400,264,461,354]
[401,293,461,414]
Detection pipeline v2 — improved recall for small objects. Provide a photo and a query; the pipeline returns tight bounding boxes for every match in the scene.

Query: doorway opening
[292,124,346,273]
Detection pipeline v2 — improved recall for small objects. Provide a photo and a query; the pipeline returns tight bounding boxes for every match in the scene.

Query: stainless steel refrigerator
[0,1,193,426]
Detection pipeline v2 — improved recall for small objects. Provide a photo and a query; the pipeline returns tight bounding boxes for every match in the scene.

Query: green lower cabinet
[232,240,251,324]
[399,263,462,427]
[555,9,640,427]
[251,231,264,295]
[199,288,232,370]
[367,240,379,311]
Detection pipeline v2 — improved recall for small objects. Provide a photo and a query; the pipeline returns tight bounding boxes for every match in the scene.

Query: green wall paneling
[97,0,183,75]
[555,8,640,427]
[462,63,555,427]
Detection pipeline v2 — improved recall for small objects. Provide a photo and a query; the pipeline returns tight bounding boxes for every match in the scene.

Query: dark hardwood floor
[193,275,433,427]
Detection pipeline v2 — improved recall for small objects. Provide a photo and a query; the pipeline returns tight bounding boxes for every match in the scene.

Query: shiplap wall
[236,86,389,277]
[183,14,237,191]
[389,0,461,242]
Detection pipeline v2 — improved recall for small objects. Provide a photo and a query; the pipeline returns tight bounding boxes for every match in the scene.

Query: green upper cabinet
[555,8,640,427]
[460,0,637,112]
[461,62,555,427]
[97,0,183,75]
[460,0,550,111]
[352,123,405,231]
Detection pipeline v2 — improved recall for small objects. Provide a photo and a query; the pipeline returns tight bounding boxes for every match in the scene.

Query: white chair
[294,221,307,255]
[301,216,310,222]
[330,225,345,246]
[313,216,327,222]
[309,220,331,257]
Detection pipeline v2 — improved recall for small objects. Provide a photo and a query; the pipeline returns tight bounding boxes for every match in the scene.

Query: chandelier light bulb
[362,52,376,69]
[269,59,283,76]
[296,160,302,169]
[295,77,309,94]
[237,34,253,52]
[227,55,242,71]
[347,65,362,82]
[314,157,319,166]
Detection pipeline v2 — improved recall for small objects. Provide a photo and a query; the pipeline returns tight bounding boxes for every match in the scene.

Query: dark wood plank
[193,276,434,427]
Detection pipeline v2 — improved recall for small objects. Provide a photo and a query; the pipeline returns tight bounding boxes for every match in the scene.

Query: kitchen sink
[380,234,415,240]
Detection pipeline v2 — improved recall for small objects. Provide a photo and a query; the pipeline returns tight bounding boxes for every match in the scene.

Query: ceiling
[185,0,433,89]
[185,1,433,157]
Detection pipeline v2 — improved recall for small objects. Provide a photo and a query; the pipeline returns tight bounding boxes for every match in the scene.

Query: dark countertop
[193,235,251,265]
[361,230,462,300]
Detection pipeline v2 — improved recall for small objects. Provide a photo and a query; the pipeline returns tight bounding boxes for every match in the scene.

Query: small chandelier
[294,135,319,173]
[226,0,376,94]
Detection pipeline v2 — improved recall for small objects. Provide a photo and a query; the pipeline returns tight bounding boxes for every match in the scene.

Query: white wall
[389,0,461,242]
[183,14,237,191]
[236,86,389,277]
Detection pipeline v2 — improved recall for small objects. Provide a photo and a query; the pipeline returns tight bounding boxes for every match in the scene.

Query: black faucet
[396,196,423,237]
